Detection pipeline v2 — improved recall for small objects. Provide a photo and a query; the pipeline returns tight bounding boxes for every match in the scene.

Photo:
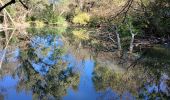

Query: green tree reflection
[92,46,170,99]
[15,34,80,100]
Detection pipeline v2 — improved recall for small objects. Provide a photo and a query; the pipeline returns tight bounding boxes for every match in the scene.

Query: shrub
[72,12,90,25]
[35,20,45,28]
[56,16,68,27]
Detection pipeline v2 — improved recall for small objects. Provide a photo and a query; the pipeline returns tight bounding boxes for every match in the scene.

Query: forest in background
[0,0,170,53]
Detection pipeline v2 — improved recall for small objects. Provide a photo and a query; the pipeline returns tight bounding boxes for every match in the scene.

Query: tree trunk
[129,33,135,53]
[79,0,84,11]
[115,29,122,51]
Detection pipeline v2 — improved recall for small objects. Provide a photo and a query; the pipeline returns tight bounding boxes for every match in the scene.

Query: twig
[122,0,134,23]
[110,0,134,22]
[18,0,28,10]
[0,0,15,11]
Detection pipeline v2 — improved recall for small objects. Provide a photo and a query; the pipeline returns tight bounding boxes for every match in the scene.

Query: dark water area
[0,28,170,100]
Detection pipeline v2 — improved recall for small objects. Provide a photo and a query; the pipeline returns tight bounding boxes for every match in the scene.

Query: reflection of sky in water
[64,59,97,100]
[8,48,20,62]
[30,35,124,99]
[0,48,20,63]
[30,35,63,75]
[63,54,77,68]
[140,73,170,99]
[0,34,169,99]
[63,59,135,100]
[0,75,32,100]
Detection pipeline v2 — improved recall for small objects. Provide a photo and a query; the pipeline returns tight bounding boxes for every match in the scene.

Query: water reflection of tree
[136,47,170,99]
[92,63,143,97]
[27,27,67,35]
[0,94,4,100]
[92,46,170,99]
[63,28,93,61]
[16,60,79,99]
[0,29,27,70]
[15,34,80,99]
[64,29,90,48]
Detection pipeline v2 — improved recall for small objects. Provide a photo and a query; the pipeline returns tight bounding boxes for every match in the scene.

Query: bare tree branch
[122,0,134,22]
[0,0,28,12]
[110,0,134,22]
[19,0,28,10]
[0,0,16,11]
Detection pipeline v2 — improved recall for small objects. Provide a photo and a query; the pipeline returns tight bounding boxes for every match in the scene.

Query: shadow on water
[0,27,170,100]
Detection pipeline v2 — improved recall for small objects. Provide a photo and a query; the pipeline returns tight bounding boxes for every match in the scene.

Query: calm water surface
[0,28,170,100]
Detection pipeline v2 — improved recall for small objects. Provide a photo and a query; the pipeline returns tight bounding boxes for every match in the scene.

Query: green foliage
[118,16,141,37]
[52,47,66,59]
[18,42,80,99]
[89,17,105,27]
[135,0,170,35]
[142,0,150,6]
[40,6,58,24]
[72,12,90,25]
[118,23,131,37]
[92,64,140,95]
[41,47,51,57]
[6,7,17,17]
[34,20,45,28]
[27,4,68,26]
[55,16,68,27]
[10,36,19,43]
